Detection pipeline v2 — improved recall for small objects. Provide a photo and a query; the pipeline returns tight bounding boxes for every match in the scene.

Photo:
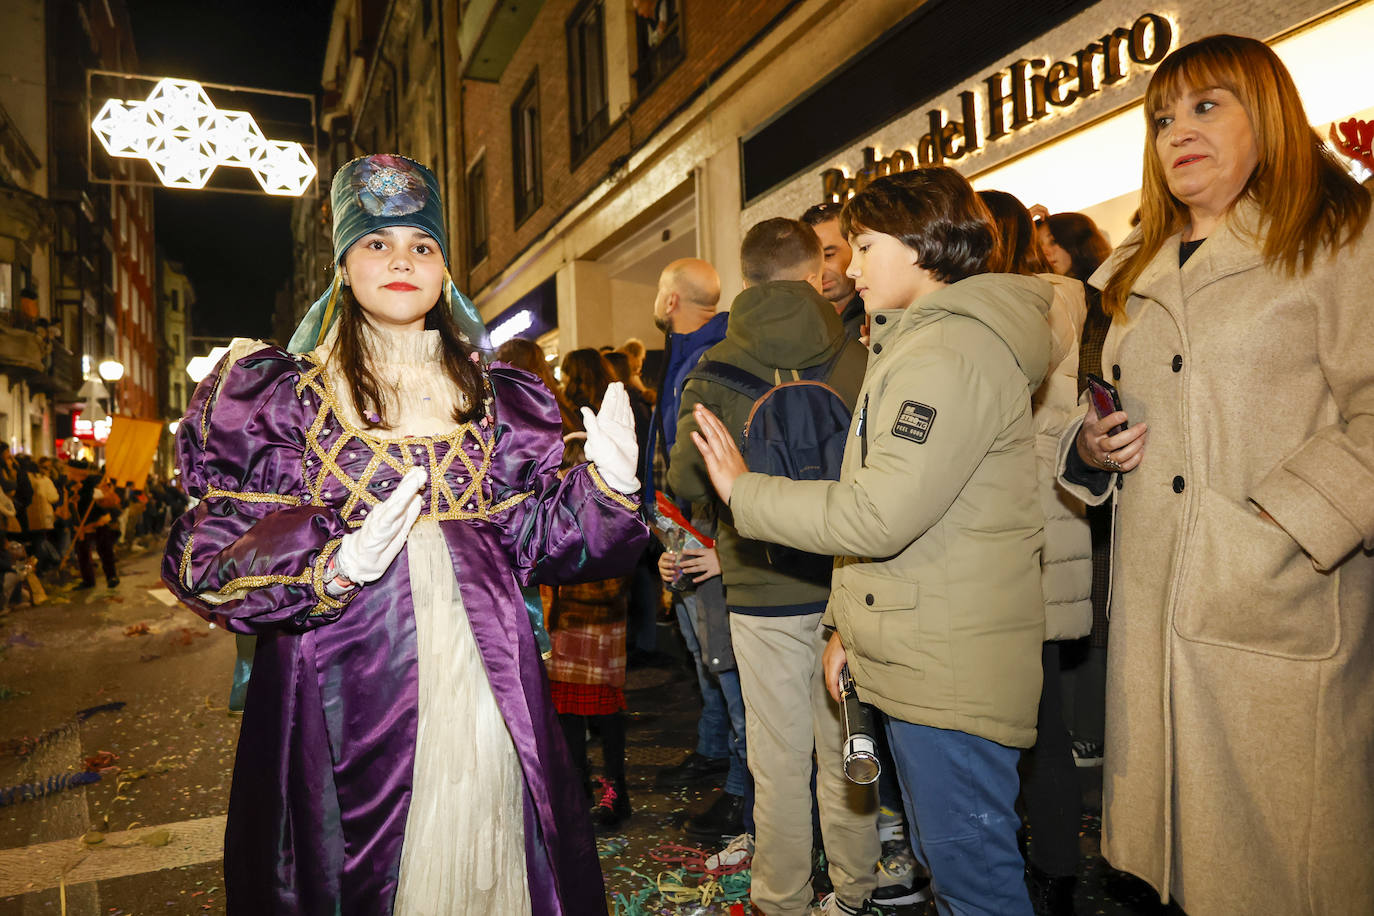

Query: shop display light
[92,78,316,196]
[971,2,1374,218]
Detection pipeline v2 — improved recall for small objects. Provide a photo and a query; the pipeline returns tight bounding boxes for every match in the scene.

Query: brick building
[292,0,1374,359]
[0,0,157,459]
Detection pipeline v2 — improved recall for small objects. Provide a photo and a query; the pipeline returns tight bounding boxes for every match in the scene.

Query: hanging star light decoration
[91,78,316,196]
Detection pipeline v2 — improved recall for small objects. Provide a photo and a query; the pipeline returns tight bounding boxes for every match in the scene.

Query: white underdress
[316,325,531,915]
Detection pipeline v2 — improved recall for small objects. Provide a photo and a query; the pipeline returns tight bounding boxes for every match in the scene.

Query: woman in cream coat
[1057,36,1374,915]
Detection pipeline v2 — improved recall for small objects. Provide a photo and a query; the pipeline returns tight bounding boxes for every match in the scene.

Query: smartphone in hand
[1085,373,1128,436]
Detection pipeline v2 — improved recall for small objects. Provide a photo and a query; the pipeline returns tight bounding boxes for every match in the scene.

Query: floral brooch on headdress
[351,154,429,216]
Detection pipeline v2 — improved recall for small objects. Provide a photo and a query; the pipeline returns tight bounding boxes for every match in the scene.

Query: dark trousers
[885,718,1033,916]
[626,552,661,655]
[76,527,117,585]
[559,711,627,792]
[1020,641,1081,877]
[1060,639,1107,746]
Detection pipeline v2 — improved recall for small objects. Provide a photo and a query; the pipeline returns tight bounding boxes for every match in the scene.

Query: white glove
[582,382,641,495]
[334,466,427,585]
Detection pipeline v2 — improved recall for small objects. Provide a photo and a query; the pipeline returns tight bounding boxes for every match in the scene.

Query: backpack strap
[797,346,848,383]
[686,360,773,401]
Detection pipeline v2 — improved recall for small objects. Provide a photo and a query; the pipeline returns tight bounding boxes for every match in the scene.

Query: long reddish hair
[1102,34,1369,319]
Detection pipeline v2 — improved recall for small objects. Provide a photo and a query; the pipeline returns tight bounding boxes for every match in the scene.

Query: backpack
[687,351,851,583]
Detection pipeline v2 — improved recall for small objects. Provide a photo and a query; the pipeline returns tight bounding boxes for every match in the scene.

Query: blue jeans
[884,718,1033,916]
[675,594,750,798]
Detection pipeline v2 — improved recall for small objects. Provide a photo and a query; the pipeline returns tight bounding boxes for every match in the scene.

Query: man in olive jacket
[669,218,876,916]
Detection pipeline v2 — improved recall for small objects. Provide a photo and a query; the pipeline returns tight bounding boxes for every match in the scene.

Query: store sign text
[821,13,1174,202]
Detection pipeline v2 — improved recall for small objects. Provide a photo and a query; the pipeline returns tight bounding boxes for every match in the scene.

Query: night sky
[124,0,333,342]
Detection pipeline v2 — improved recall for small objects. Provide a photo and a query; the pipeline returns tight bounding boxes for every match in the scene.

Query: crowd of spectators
[496,31,1374,916]
[0,441,189,613]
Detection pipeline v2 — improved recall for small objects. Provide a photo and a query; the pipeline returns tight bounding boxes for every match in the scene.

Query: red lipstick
[1173,154,1205,168]
[383,281,418,291]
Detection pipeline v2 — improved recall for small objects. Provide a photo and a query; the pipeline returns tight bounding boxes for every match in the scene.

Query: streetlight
[98,359,125,416]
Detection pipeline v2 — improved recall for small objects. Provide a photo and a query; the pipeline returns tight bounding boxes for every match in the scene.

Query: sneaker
[589,777,631,831]
[810,891,877,915]
[873,852,931,907]
[877,804,904,837]
[655,751,730,789]
[872,816,932,907]
[703,832,754,872]
[1071,738,1104,768]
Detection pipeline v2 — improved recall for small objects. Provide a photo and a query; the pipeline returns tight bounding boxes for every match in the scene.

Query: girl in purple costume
[163,154,646,915]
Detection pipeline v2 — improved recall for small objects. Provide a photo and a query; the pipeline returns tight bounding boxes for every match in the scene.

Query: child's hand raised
[690,404,748,505]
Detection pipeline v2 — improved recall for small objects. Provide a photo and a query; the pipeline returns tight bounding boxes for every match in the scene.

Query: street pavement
[0,538,1179,915]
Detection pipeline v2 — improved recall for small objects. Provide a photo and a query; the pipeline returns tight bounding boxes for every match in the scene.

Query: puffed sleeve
[485,363,649,584]
[161,345,356,633]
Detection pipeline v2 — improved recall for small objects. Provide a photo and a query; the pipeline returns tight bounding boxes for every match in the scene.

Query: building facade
[0,0,160,459]
[461,0,1374,357]
[158,254,194,426]
[0,0,63,456]
[291,0,1374,362]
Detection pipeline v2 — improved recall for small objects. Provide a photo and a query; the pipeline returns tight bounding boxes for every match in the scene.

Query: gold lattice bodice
[292,359,530,528]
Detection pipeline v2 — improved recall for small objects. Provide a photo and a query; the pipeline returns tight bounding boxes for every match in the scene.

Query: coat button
[865,593,875,606]
[1173,476,1185,493]
[1112,364,1121,381]
[874,314,886,325]
[872,343,883,355]
[1172,355,1183,373]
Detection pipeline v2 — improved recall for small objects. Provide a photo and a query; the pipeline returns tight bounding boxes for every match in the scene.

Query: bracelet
[323,556,357,596]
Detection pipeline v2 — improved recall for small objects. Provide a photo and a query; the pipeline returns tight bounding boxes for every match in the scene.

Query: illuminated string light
[91,78,316,196]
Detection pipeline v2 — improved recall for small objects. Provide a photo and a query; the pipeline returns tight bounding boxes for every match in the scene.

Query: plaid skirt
[550,681,626,716]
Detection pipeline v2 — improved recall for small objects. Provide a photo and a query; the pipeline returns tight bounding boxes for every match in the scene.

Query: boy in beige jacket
[692,168,1051,915]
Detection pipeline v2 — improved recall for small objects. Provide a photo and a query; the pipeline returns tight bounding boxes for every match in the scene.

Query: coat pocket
[831,567,924,677]
[1173,487,1339,659]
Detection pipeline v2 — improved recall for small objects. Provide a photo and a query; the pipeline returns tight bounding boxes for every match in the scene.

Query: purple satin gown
[162,345,647,915]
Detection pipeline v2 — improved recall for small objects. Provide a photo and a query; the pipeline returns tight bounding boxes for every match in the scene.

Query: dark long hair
[560,348,615,416]
[333,285,486,430]
[1044,212,1113,282]
[978,190,1050,276]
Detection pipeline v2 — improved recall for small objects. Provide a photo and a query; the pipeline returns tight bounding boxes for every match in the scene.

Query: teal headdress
[287,154,489,353]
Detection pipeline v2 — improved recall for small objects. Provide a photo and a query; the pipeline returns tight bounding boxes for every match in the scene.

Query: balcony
[0,312,82,397]
[0,319,41,373]
[458,0,543,82]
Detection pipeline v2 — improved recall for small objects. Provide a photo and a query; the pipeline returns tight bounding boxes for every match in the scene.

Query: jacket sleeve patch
[892,401,936,444]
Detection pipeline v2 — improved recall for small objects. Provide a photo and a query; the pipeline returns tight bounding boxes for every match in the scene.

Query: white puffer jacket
[1031,274,1092,640]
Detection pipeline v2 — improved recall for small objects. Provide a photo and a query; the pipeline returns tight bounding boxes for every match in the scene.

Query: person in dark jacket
[669,218,884,914]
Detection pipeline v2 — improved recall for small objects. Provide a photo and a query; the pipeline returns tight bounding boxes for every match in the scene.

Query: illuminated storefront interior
[971,1,1374,243]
